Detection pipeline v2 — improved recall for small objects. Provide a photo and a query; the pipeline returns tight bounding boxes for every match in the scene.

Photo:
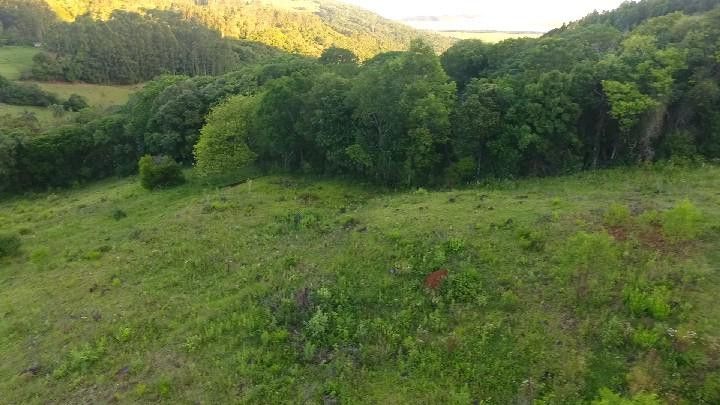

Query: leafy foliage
[138,155,184,190]
[194,95,257,178]
[0,232,21,257]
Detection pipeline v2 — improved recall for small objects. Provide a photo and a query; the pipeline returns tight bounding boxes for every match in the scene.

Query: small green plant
[604,203,631,227]
[518,228,545,251]
[592,387,661,404]
[632,328,661,349]
[53,337,108,378]
[0,233,21,258]
[444,237,466,254]
[662,199,703,241]
[558,232,620,276]
[138,155,185,190]
[114,326,133,343]
[625,286,672,320]
[442,270,483,303]
[111,208,127,220]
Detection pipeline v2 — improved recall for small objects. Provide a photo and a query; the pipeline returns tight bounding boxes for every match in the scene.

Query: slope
[41,0,454,58]
[1,164,719,403]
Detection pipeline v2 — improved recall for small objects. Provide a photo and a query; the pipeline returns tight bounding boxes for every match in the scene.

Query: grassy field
[0,46,38,80]
[31,82,142,108]
[0,103,56,124]
[437,31,544,42]
[1,46,140,115]
[1,164,720,403]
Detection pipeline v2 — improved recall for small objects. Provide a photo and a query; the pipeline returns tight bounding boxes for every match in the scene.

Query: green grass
[0,46,140,123]
[0,103,56,124]
[1,164,719,403]
[437,31,544,43]
[0,46,38,80]
[32,82,142,108]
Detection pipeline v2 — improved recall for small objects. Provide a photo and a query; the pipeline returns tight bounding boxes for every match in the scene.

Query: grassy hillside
[0,46,38,80]
[31,82,141,108]
[39,0,454,59]
[0,46,139,125]
[1,164,719,403]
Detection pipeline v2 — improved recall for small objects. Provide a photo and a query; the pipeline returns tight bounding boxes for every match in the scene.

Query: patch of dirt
[608,226,628,241]
[295,287,312,311]
[637,226,668,251]
[115,366,130,381]
[19,364,41,378]
[425,269,448,290]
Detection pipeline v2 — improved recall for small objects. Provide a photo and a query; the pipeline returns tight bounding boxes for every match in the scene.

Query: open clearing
[437,31,544,42]
[0,46,37,80]
[1,164,719,403]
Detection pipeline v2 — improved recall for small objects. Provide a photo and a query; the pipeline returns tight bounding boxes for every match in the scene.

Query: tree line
[1,1,719,194]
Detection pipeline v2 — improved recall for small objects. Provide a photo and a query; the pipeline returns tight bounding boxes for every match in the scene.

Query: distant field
[1,46,140,108]
[437,31,543,43]
[33,82,142,108]
[0,103,56,124]
[0,46,38,80]
[0,46,140,126]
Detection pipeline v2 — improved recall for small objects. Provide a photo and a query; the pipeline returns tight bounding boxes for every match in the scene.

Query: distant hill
[1,0,454,59]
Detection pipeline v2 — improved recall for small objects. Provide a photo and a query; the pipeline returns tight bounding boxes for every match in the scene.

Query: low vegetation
[138,155,185,190]
[1,164,719,402]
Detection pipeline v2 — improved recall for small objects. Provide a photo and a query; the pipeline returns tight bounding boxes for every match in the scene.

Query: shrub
[111,209,128,221]
[0,233,21,257]
[557,232,620,304]
[632,328,662,349]
[625,286,672,320]
[63,94,89,112]
[662,200,703,241]
[442,270,484,303]
[138,155,185,190]
[558,232,620,276]
[592,388,661,404]
[604,203,632,227]
[518,228,545,251]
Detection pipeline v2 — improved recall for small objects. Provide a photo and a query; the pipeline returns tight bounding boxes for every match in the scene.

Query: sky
[341,0,628,32]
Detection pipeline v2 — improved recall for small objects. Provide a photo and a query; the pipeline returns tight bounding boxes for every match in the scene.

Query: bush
[604,203,631,227]
[662,200,703,241]
[592,388,661,404]
[138,155,185,190]
[0,233,21,257]
[625,286,672,320]
[63,94,89,112]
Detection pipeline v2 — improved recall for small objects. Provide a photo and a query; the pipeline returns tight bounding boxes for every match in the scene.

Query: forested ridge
[1,0,719,195]
[0,0,453,84]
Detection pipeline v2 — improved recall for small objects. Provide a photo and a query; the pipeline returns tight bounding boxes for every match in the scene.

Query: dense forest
[3,0,720,194]
[0,0,719,193]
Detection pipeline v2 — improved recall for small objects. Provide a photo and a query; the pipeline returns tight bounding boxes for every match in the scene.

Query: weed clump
[604,203,632,227]
[138,155,185,190]
[111,208,127,220]
[662,200,703,241]
[557,232,620,304]
[0,233,21,258]
[624,286,672,320]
